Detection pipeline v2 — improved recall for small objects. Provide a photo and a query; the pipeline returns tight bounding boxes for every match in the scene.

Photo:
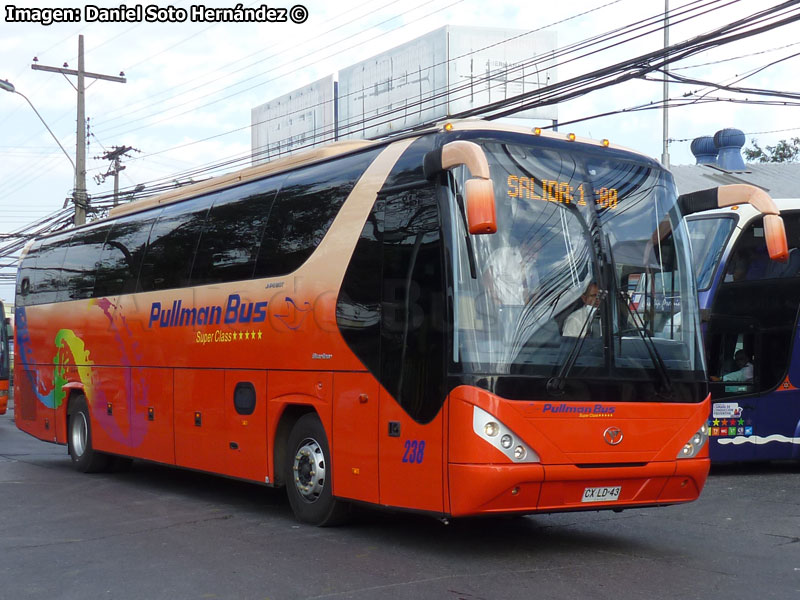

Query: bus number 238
[402,439,426,463]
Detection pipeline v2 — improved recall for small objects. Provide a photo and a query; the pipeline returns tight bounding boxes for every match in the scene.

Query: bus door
[706,316,759,462]
[378,183,447,514]
[708,212,800,461]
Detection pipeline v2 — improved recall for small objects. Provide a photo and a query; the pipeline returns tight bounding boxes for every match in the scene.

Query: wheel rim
[292,437,326,503]
[70,412,88,458]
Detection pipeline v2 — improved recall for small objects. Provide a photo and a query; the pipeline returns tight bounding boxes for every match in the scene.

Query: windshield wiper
[606,235,674,398]
[618,295,674,397]
[450,173,477,279]
[546,290,606,396]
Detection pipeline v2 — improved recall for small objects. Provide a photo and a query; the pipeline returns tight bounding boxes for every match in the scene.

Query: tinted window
[380,186,446,424]
[336,197,384,374]
[723,214,800,282]
[140,201,209,292]
[60,225,110,301]
[95,212,158,297]
[254,148,381,277]
[30,233,72,305]
[16,241,41,306]
[192,176,283,286]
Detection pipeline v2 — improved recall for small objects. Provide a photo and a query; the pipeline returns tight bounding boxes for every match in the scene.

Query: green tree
[743,137,800,163]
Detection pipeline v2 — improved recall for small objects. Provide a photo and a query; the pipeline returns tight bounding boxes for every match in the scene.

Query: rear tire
[67,394,113,473]
[284,413,348,526]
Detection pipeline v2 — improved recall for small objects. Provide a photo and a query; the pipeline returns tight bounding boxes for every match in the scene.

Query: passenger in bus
[483,226,541,307]
[711,350,753,383]
[484,243,526,307]
[562,282,601,337]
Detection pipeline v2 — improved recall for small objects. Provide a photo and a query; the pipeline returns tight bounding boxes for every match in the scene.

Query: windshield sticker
[712,402,743,419]
[708,417,752,438]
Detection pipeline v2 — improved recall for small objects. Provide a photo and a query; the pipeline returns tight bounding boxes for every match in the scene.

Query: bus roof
[684,197,800,221]
[108,119,648,219]
[109,139,378,218]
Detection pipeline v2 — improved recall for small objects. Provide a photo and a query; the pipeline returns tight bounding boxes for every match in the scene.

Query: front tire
[284,413,348,526]
[67,394,113,473]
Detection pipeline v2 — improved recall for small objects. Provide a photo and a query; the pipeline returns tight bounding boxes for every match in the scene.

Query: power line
[115,0,727,182]
[115,0,782,187]
[3,0,798,270]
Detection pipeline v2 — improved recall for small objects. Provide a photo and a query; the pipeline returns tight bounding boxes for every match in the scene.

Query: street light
[0,78,76,172]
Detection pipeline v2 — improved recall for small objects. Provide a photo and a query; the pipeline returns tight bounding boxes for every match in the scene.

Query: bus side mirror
[678,184,789,261]
[763,214,789,262]
[424,140,497,234]
[465,178,497,234]
[715,185,790,262]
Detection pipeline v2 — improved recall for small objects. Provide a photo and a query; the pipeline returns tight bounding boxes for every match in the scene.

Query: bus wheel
[284,413,348,526]
[68,394,112,473]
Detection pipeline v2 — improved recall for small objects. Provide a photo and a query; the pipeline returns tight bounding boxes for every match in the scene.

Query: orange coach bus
[15,120,756,525]
[0,300,9,414]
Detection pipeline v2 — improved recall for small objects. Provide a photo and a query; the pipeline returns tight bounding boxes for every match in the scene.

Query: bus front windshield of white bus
[686,216,737,290]
[448,138,705,398]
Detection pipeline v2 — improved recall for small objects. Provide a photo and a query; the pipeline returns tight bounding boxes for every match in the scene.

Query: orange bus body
[0,379,7,415]
[0,301,8,415]
[14,122,710,522]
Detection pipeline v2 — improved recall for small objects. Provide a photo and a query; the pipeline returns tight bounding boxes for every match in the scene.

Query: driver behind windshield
[562,282,601,337]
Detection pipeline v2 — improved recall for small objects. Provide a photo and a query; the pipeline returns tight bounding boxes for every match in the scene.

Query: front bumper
[448,458,709,516]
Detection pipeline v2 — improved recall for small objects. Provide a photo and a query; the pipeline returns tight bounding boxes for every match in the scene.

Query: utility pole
[661,0,670,168]
[95,145,139,206]
[31,35,126,225]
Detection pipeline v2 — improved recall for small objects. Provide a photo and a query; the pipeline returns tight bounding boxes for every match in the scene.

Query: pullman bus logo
[603,427,624,446]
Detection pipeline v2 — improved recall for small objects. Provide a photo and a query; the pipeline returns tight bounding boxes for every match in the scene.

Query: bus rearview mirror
[465,178,497,234]
[678,184,790,262]
[763,214,789,262]
[424,139,497,235]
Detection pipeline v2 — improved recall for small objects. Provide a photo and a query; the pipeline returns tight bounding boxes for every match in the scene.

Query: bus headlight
[472,406,539,463]
[677,423,708,459]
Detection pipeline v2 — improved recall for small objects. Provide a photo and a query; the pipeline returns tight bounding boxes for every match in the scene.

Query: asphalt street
[1,401,798,600]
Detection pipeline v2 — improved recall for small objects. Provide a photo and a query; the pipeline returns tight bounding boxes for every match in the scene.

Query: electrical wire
[2,0,798,274]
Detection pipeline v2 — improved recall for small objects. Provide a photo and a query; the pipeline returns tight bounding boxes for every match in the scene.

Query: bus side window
[337,197,384,376]
[59,226,110,301]
[17,240,41,307]
[253,148,381,278]
[192,176,282,286]
[29,233,72,306]
[139,200,210,292]
[725,216,800,282]
[95,212,159,297]
[708,329,758,395]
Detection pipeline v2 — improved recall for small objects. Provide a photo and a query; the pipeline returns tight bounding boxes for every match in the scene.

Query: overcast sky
[2,0,799,302]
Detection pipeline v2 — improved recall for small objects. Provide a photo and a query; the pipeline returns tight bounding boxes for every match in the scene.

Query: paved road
[1,402,798,600]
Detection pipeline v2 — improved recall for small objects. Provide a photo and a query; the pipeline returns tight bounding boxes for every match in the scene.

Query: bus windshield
[686,216,737,290]
[448,138,705,398]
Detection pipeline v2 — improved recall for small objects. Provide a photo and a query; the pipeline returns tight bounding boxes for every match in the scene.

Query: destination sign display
[507,175,618,210]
